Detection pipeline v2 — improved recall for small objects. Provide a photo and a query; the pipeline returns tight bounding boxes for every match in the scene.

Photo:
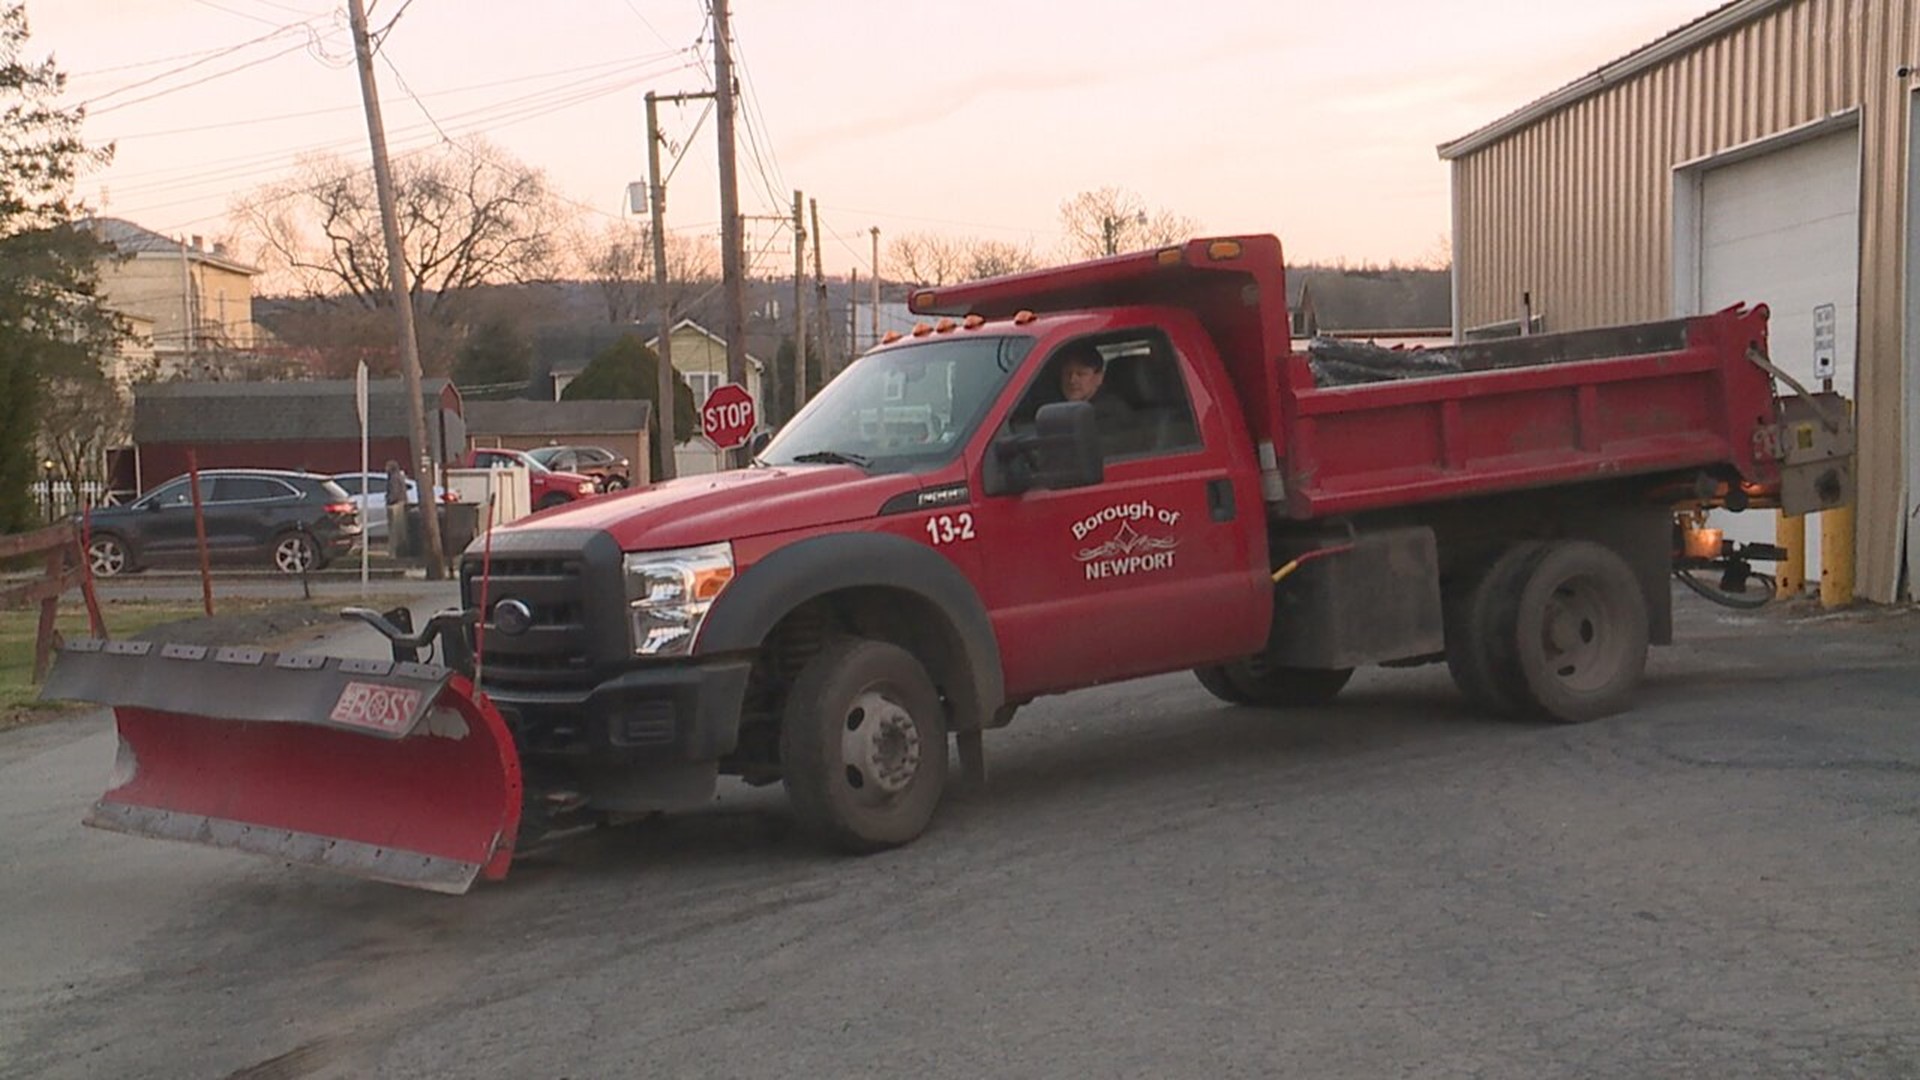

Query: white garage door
[1693,126,1861,582]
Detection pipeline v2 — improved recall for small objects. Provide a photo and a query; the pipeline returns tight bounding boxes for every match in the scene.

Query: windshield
[758,335,1034,473]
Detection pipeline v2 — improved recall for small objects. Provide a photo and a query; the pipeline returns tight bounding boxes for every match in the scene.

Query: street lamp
[41,459,55,523]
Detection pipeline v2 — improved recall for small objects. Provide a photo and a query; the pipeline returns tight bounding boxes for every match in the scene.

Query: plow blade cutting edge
[43,639,523,895]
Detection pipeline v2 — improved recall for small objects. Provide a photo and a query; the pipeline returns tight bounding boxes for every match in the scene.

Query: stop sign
[700,382,756,450]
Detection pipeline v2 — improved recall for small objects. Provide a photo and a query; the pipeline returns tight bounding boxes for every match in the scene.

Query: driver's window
[1005,332,1200,461]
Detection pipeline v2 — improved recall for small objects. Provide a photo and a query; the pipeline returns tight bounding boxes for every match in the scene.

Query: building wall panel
[1447,0,1915,600]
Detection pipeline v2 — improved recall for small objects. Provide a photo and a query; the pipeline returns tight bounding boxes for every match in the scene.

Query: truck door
[972,328,1269,698]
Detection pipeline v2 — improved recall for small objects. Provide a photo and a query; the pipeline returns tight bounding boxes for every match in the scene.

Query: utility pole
[640,87,715,482]
[810,198,826,367]
[347,0,444,578]
[869,226,880,352]
[792,190,807,413]
[712,0,748,465]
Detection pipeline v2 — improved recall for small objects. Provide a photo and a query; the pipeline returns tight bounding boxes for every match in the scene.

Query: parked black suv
[84,470,362,577]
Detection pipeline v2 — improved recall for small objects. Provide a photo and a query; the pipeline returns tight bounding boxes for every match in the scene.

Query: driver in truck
[1057,343,1135,435]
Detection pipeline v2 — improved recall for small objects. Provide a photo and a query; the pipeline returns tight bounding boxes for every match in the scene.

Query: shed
[464,399,653,485]
[1438,0,1919,602]
[129,378,464,492]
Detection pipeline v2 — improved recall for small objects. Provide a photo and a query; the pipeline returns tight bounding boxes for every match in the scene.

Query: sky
[32,0,1725,284]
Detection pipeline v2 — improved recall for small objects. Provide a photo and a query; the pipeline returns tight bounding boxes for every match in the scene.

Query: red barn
[125,379,465,494]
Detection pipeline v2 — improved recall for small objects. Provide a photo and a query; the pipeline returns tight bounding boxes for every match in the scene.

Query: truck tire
[1483,540,1649,723]
[1192,665,1252,705]
[781,638,948,852]
[1444,541,1546,715]
[1199,657,1353,708]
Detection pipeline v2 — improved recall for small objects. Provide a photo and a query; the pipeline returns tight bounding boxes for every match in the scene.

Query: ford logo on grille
[492,599,534,637]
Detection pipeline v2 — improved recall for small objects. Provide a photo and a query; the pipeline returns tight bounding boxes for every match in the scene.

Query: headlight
[623,542,734,656]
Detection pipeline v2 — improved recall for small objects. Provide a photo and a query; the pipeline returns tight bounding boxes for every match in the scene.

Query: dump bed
[911,236,1786,522]
[1278,305,1781,519]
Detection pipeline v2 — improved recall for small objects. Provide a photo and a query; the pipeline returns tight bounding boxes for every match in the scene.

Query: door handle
[1206,478,1235,522]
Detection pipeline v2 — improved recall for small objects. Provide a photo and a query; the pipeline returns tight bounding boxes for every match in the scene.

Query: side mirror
[746,430,773,458]
[988,401,1103,495]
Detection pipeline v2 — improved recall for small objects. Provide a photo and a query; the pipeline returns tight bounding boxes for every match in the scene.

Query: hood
[501,465,925,551]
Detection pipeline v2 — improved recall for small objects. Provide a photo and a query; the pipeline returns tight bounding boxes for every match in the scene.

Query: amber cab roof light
[962,314,986,330]
[911,322,933,337]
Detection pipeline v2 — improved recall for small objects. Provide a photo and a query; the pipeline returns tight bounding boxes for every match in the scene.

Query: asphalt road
[2,593,1916,1079]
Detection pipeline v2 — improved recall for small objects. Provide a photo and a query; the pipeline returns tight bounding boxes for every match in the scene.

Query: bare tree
[573,221,720,325]
[232,137,563,324]
[39,369,129,496]
[1058,187,1199,260]
[888,232,966,287]
[888,232,1040,286]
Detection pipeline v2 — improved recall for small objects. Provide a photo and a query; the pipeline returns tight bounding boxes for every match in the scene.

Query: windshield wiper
[791,450,872,467]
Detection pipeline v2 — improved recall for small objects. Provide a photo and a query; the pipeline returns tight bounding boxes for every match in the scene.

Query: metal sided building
[1439,0,1919,602]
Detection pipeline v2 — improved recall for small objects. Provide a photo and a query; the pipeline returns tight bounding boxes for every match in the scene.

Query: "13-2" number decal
[924,513,977,546]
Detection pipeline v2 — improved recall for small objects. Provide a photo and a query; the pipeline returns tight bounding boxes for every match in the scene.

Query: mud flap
[43,639,522,895]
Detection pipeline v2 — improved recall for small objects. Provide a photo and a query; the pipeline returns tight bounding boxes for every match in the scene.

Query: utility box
[447,466,531,525]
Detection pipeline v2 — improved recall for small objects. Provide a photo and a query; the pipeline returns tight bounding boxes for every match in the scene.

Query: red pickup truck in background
[465,446,599,509]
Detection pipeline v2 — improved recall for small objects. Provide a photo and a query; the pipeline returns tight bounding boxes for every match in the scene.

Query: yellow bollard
[1819,502,1855,608]
[1775,510,1805,600]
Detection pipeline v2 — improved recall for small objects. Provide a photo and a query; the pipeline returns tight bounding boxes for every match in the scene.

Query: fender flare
[697,533,1006,730]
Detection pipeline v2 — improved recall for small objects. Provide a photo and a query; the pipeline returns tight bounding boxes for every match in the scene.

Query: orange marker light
[913,290,936,309]
[1206,239,1243,261]
[1012,310,1037,325]
[911,322,933,337]
[881,330,903,344]
[1156,246,1183,266]
[935,318,956,333]
[963,314,985,330]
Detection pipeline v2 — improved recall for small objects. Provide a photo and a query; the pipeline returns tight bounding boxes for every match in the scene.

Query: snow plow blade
[43,639,522,895]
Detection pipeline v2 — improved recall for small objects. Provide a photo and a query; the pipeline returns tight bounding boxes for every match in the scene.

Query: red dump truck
[46,235,1852,893]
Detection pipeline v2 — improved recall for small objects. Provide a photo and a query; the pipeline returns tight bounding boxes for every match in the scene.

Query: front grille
[463,551,611,691]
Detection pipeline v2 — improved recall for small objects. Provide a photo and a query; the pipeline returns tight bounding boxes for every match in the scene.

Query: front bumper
[483,656,753,763]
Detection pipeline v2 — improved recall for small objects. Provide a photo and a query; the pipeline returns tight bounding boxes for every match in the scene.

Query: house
[124,378,464,494]
[86,217,259,380]
[543,318,765,478]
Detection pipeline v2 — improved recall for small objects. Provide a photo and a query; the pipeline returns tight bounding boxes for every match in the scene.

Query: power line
[78,17,321,109]
[91,39,319,117]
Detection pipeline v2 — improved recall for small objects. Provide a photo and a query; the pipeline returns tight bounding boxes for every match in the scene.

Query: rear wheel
[1483,540,1649,723]
[87,534,132,577]
[1200,656,1353,708]
[781,639,948,852]
[271,531,318,575]
[602,475,629,491]
[1445,542,1546,714]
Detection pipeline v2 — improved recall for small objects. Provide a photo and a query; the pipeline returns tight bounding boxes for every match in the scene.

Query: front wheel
[271,532,318,575]
[781,639,948,852]
[602,475,629,491]
[1196,657,1353,708]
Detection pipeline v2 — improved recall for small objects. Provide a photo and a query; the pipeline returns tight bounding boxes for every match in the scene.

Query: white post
[356,361,369,594]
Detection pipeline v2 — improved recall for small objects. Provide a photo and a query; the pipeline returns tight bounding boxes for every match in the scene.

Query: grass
[0,595,411,727]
